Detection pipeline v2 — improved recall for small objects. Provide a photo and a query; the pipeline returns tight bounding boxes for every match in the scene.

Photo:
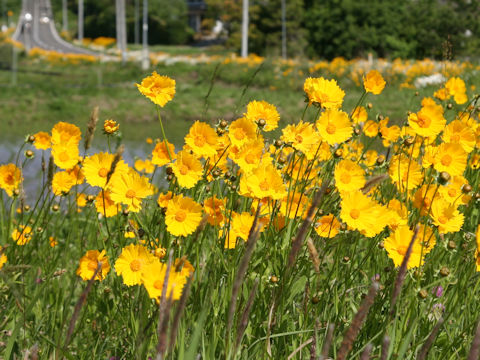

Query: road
[12,0,95,55]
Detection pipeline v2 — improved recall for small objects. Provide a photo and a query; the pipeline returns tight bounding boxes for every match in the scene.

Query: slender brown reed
[234,278,259,354]
[307,237,321,273]
[106,144,124,185]
[467,319,480,360]
[417,317,444,360]
[360,343,373,360]
[84,106,99,152]
[319,324,335,360]
[155,250,174,359]
[380,336,390,360]
[168,275,193,350]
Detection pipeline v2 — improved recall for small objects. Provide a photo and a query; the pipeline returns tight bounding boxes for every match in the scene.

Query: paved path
[12,0,95,55]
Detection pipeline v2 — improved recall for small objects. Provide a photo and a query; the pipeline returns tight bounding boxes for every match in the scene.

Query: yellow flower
[157,191,173,208]
[408,102,446,138]
[281,121,321,159]
[32,131,51,150]
[239,162,286,200]
[413,185,439,216]
[314,214,341,238]
[76,249,110,281]
[434,87,449,101]
[0,164,22,197]
[49,236,58,247]
[222,212,257,249]
[103,119,120,134]
[165,195,203,237]
[171,150,203,189]
[12,225,32,245]
[204,196,226,226]
[141,259,188,301]
[379,121,401,147]
[83,152,129,188]
[352,106,368,124]
[316,109,352,145]
[0,246,7,269]
[228,117,259,148]
[445,77,467,104]
[115,244,156,286]
[95,190,119,217]
[52,171,77,196]
[430,198,464,234]
[185,121,219,158]
[51,122,82,145]
[442,120,475,153]
[134,158,155,174]
[51,140,80,170]
[363,120,379,138]
[388,155,423,191]
[363,70,386,95]
[232,139,266,173]
[109,169,154,212]
[384,225,425,269]
[279,191,310,219]
[304,77,345,109]
[439,176,471,205]
[245,100,280,131]
[433,143,467,177]
[151,141,176,167]
[334,160,365,193]
[136,72,176,107]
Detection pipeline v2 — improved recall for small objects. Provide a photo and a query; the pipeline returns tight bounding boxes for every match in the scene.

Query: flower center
[234,128,246,141]
[295,134,304,143]
[179,165,189,175]
[98,167,108,178]
[259,180,270,192]
[441,154,452,166]
[88,260,98,271]
[194,135,206,147]
[153,280,163,290]
[245,153,256,164]
[326,123,336,135]
[59,151,69,162]
[350,209,360,219]
[126,189,136,199]
[340,173,351,184]
[451,134,461,142]
[448,188,456,197]
[5,174,13,185]
[438,215,448,224]
[397,245,408,256]
[175,210,187,222]
[130,259,141,272]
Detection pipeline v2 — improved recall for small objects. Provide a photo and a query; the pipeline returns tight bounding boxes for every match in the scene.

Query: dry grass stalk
[155,250,174,360]
[360,343,373,360]
[319,323,335,360]
[106,144,124,185]
[287,182,328,269]
[337,282,380,360]
[47,155,54,189]
[307,237,321,273]
[310,330,317,360]
[417,317,444,360]
[234,278,260,354]
[168,275,193,350]
[390,225,419,316]
[361,174,389,194]
[226,204,262,335]
[467,320,480,360]
[380,336,390,360]
[287,338,314,360]
[84,106,99,152]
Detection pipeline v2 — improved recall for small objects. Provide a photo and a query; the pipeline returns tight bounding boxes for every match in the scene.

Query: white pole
[241,0,248,58]
[78,0,83,42]
[62,0,68,33]
[120,0,127,63]
[281,0,286,59]
[141,0,149,70]
[134,0,140,44]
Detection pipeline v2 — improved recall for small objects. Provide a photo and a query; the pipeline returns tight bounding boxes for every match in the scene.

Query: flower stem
[156,105,173,161]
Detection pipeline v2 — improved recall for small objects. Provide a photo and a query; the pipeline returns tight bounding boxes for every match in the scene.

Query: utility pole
[116,0,127,64]
[241,0,248,58]
[134,0,140,44]
[142,0,149,69]
[62,0,68,33]
[281,0,287,59]
[78,0,83,42]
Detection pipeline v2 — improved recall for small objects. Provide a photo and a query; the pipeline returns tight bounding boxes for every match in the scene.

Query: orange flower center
[5,174,13,185]
[234,128,246,141]
[179,165,189,175]
[194,135,206,147]
[326,123,336,135]
[153,280,163,290]
[295,134,304,143]
[88,260,98,271]
[451,134,461,142]
[417,116,431,128]
[448,188,456,197]
[350,209,360,219]
[259,180,270,192]
[340,173,351,184]
[130,259,141,272]
[245,153,256,164]
[441,154,452,166]
[397,245,408,256]
[126,189,136,199]
[59,151,69,162]
[175,210,187,222]
[438,215,448,224]
[98,167,108,178]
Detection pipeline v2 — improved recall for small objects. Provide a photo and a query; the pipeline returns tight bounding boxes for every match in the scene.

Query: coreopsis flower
[95,190,119,217]
[51,141,80,170]
[115,244,156,286]
[141,259,188,301]
[340,191,389,237]
[304,77,345,109]
[76,193,87,208]
[0,163,22,197]
[352,106,368,124]
[476,225,480,271]
[279,191,310,219]
[52,171,77,196]
[157,191,173,208]
[185,121,219,158]
[442,120,475,153]
[204,196,226,226]
[384,225,426,269]
[151,141,176,166]
[385,199,408,230]
[0,246,7,269]
[413,185,439,216]
[430,198,464,234]
[228,117,258,148]
[136,72,176,107]
[134,159,155,174]
[379,120,401,147]
[316,109,352,145]
[363,70,386,95]
[67,165,85,185]
[433,143,467,177]
[363,120,379,138]
[165,195,203,237]
[109,169,154,212]
[83,152,129,188]
[174,258,195,278]
[408,102,446,138]
[434,87,449,101]
[171,150,203,189]
[417,224,436,253]
[49,237,58,247]
[239,162,287,200]
[445,77,467,104]
[103,119,120,134]
[439,176,471,205]
[12,225,32,245]
[232,139,266,173]
[76,249,110,281]
[334,160,365,193]
[388,155,423,191]
[51,122,81,145]
[223,212,256,249]
[281,121,321,159]
[314,214,341,238]
[32,131,51,150]
[245,100,280,131]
